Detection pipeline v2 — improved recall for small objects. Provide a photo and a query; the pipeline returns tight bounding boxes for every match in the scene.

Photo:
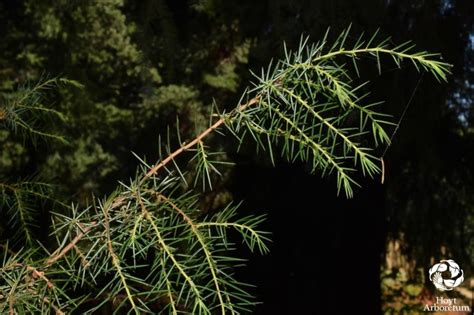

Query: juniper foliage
[0,29,450,314]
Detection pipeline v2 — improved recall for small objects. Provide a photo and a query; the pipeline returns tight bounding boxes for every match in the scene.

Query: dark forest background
[0,0,472,314]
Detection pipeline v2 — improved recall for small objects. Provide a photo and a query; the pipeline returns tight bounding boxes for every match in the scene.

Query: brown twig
[25,265,54,289]
[10,263,54,289]
[141,96,259,182]
[45,196,126,266]
[46,221,97,266]
[1,247,64,312]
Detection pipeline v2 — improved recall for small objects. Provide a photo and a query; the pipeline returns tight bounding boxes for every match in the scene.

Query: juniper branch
[0,27,451,314]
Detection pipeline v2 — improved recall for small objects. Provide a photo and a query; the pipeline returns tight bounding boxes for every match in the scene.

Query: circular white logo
[428,259,464,291]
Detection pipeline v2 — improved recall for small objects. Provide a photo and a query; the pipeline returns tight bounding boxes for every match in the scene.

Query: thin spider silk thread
[380,74,424,184]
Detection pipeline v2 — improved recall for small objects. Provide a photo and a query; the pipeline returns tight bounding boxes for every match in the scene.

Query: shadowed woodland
[0,0,472,314]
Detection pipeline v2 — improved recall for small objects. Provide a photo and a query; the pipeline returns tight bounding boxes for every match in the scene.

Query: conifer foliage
[0,29,450,314]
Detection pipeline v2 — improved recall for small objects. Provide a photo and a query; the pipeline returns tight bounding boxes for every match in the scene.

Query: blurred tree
[0,0,252,206]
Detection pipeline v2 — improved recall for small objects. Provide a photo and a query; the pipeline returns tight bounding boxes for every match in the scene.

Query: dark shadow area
[231,160,385,314]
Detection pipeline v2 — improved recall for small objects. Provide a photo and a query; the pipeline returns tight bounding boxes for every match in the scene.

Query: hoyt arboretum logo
[429,259,464,291]
[423,259,471,313]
